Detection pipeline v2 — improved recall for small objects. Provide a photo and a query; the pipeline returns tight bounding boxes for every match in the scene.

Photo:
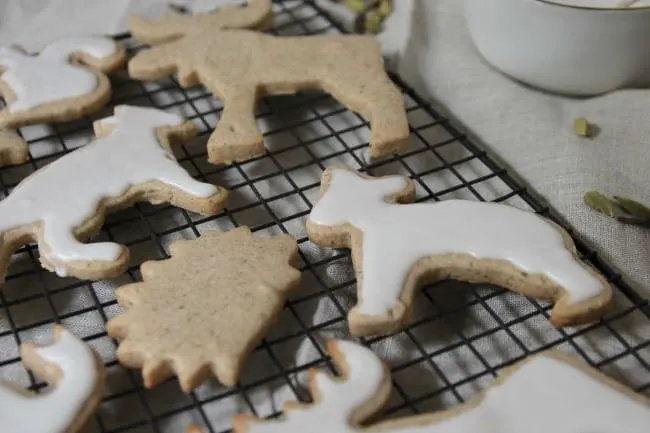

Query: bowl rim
[538,0,650,11]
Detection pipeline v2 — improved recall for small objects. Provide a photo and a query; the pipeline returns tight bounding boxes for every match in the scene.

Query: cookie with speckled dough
[0,36,125,166]
[106,226,301,392]
[0,36,125,129]
[0,105,228,284]
[0,325,105,433]
[233,339,650,432]
[0,129,28,165]
[306,165,611,337]
[127,0,408,165]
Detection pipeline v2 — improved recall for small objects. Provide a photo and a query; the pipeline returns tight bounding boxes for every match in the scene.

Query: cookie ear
[312,167,413,226]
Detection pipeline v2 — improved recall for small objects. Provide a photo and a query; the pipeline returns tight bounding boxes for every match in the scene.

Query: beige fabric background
[398,0,650,299]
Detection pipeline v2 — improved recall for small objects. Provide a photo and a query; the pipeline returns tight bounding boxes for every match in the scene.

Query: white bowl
[464,0,650,96]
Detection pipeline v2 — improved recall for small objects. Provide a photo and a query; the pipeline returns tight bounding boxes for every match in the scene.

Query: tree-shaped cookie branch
[128,0,409,165]
[107,227,301,392]
[233,340,650,432]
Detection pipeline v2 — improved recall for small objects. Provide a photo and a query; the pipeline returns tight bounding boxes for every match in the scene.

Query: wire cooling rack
[1,1,649,432]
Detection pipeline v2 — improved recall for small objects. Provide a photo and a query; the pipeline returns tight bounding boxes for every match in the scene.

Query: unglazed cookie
[107,226,301,391]
[128,0,408,164]
[234,340,650,432]
[0,129,28,165]
[306,166,611,336]
[0,105,227,284]
[0,326,105,433]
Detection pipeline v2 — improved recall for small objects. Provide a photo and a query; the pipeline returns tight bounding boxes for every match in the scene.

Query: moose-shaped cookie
[0,105,227,284]
[306,166,611,336]
[234,340,650,432]
[128,0,409,165]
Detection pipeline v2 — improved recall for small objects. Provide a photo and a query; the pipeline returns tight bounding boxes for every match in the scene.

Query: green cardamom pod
[584,191,616,217]
[365,12,383,33]
[613,196,650,222]
[345,0,367,13]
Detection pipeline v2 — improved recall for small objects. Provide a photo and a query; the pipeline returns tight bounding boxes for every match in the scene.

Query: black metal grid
[1,1,649,432]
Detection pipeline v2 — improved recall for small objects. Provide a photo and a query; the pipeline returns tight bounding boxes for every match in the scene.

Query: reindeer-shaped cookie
[306,166,611,336]
[128,0,409,165]
[234,340,650,432]
[0,36,125,128]
[0,326,105,433]
[0,105,227,284]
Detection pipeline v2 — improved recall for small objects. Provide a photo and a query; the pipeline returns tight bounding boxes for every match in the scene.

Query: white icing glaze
[245,340,650,432]
[309,169,604,316]
[0,36,117,112]
[170,0,234,13]
[246,340,385,432]
[0,105,218,264]
[0,328,99,433]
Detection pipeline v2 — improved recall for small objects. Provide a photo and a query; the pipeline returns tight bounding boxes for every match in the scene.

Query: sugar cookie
[128,0,408,165]
[0,325,105,433]
[0,129,28,166]
[131,0,274,45]
[234,340,650,432]
[0,36,125,129]
[107,226,300,391]
[0,105,227,283]
[307,166,611,336]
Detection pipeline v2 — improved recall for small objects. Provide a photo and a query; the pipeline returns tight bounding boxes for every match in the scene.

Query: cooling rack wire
[0,1,648,432]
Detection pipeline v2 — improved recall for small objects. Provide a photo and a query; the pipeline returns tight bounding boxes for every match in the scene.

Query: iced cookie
[234,340,650,432]
[107,226,301,392]
[0,326,105,433]
[0,129,28,165]
[0,105,227,284]
[128,0,408,165]
[0,36,125,129]
[306,166,611,336]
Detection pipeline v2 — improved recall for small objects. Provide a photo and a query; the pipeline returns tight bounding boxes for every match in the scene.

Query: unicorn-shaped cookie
[307,166,611,336]
[0,326,105,433]
[127,0,408,165]
[234,340,650,432]
[0,105,227,283]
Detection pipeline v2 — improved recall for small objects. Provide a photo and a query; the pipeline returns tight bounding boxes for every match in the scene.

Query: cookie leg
[39,227,128,279]
[0,129,29,166]
[348,243,413,336]
[148,164,228,215]
[322,73,409,158]
[206,86,263,164]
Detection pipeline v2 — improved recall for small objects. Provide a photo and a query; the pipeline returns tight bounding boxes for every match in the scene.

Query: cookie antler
[130,0,273,44]
[233,340,391,432]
